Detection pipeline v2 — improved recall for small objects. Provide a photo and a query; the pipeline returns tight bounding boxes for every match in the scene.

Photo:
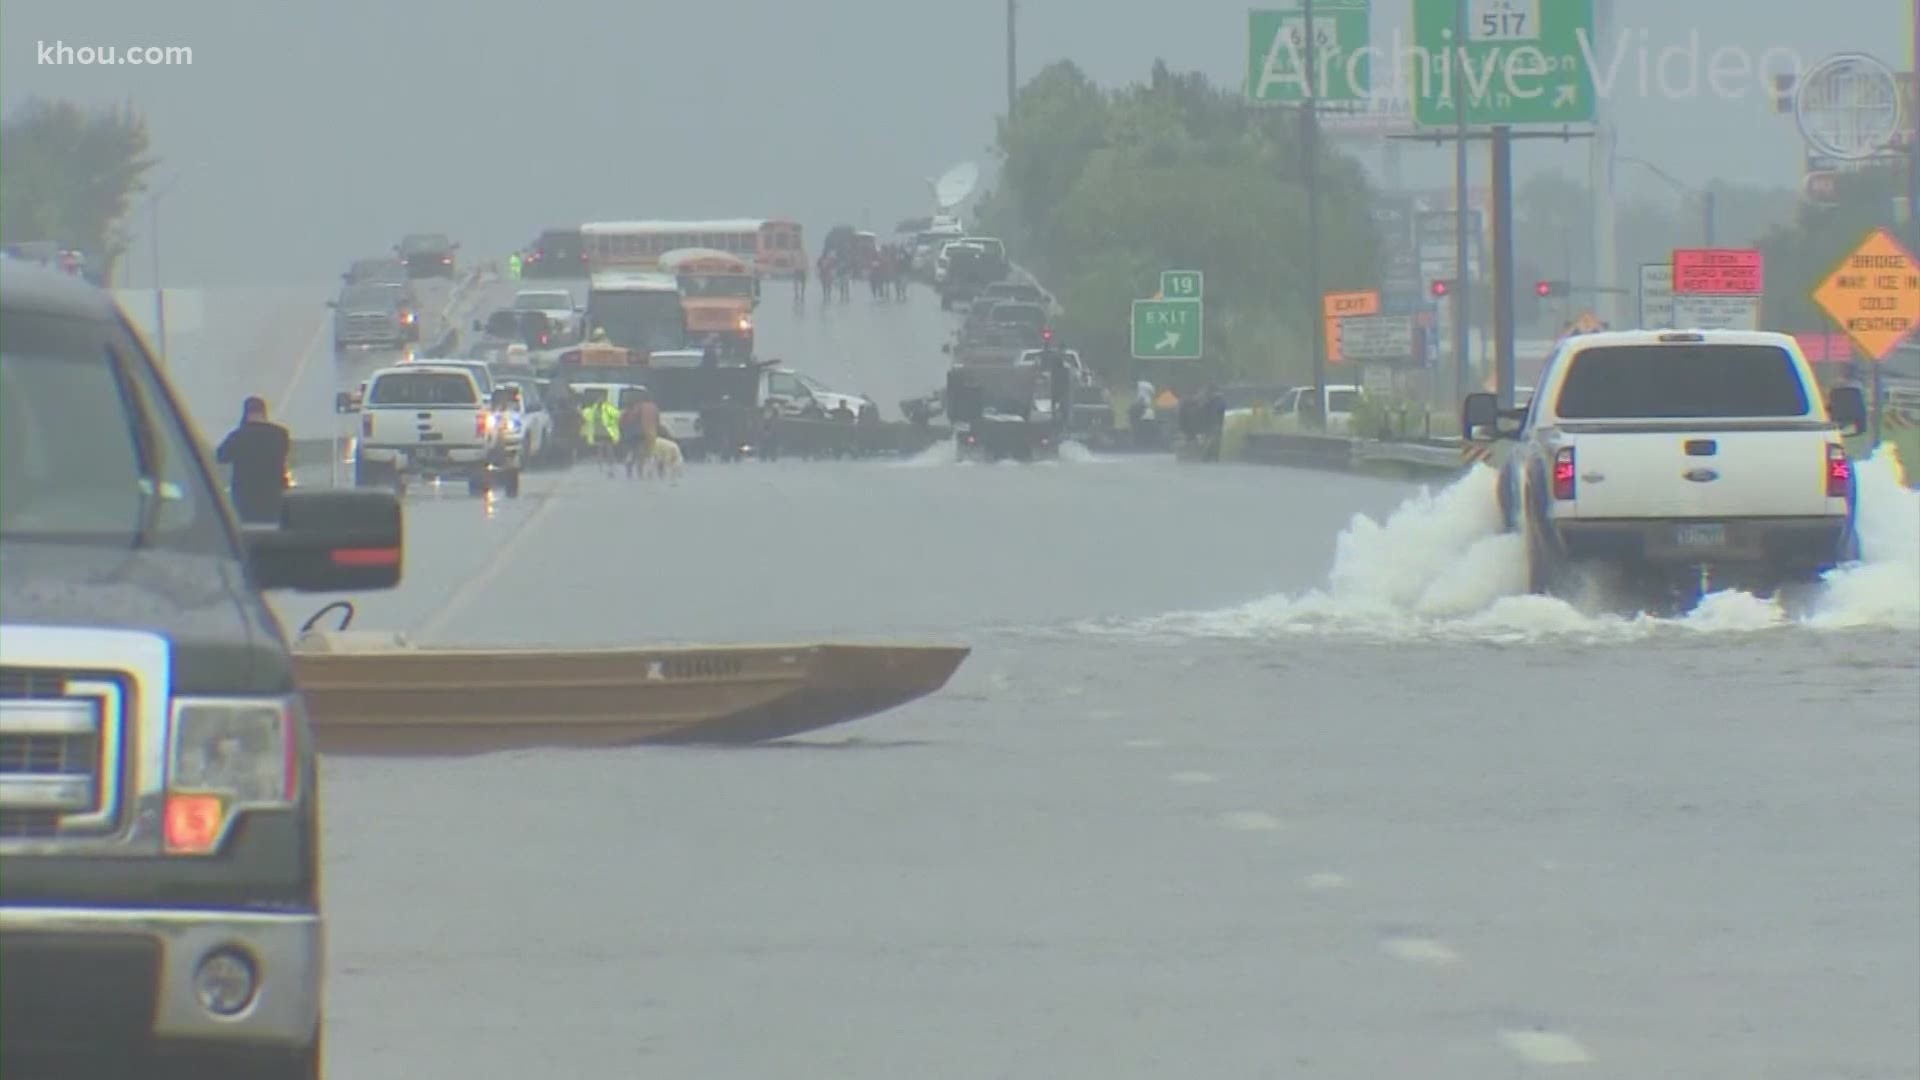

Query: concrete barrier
[1240,431,1468,479]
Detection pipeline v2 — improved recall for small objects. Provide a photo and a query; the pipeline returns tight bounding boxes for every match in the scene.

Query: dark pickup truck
[1,262,405,1078]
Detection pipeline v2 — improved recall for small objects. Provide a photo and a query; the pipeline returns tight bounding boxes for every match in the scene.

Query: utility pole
[150,188,170,368]
[1303,0,1326,429]
[1491,126,1516,409]
[1006,0,1017,120]
[1702,188,1717,247]
[1450,0,1471,402]
[1910,12,1918,254]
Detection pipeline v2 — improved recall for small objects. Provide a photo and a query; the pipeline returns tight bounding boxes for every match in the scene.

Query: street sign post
[1160,270,1203,299]
[1671,249,1764,295]
[1638,262,1674,328]
[1812,227,1920,360]
[1323,289,1380,364]
[1131,298,1203,359]
[1337,314,1417,361]
[1671,295,1761,331]
[1247,0,1372,105]
[1411,0,1596,126]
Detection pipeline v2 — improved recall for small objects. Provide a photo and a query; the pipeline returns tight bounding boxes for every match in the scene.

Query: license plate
[1675,523,1725,548]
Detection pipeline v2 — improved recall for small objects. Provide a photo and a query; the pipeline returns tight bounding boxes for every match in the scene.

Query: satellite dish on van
[929,162,980,212]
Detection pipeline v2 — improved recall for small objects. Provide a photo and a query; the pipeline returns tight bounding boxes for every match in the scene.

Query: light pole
[1614,154,1717,246]
[147,173,185,367]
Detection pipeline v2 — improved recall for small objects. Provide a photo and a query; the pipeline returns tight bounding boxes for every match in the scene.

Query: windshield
[1,308,224,550]
[992,306,1045,330]
[369,370,478,405]
[678,274,755,299]
[1556,344,1810,419]
[587,289,686,352]
[341,284,398,307]
[514,292,570,311]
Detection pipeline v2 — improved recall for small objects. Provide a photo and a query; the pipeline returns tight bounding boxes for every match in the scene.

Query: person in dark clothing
[1204,387,1229,462]
[215,396,291,524]
[1045,348,1072,436]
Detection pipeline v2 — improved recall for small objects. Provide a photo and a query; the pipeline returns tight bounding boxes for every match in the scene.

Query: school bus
[581,219,806,280]
[659,247,757,357]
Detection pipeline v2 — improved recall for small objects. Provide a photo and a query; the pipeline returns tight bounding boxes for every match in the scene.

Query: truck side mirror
[334,391,354,414]
[246,490,403,592]
[1828,384,1868,437]
[1461,392,1501,439]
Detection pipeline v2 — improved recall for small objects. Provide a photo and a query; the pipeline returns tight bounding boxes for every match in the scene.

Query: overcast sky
[2,0,1910,286]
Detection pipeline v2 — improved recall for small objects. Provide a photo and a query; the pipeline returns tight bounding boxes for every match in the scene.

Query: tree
[980,60,1379,386]
[0,98,157,277]
[1756,168,1906,333]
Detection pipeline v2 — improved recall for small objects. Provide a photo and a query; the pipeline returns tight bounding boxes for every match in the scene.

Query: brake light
[1826,443,1851,498]
[476,412,490,437]
[361,413,373,437]
[1551,446,1576,500]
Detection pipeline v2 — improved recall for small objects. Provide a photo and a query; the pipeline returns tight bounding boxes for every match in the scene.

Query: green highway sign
[1132,299,1203,360]
[1161,270,1204,298]
[1247,0,1371,105]
[1410,0,1595,126]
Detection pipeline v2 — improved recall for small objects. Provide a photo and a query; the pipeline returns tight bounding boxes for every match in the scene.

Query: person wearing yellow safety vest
[507,252,522,280]
[580,393,621,476]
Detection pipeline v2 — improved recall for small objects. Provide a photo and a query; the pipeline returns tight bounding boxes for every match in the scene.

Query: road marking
[1381,937,1462,965]
[1304,872,1349,890]
[1498,1030,1594,1065]
[1216,810,1282,831]
[1121,738,1163,749]
[414,473,576,641]
[1168,770,1217,785]
[273,309,334,418]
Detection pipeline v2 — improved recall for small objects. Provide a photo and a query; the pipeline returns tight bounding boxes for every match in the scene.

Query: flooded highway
[265,277,1920,1080]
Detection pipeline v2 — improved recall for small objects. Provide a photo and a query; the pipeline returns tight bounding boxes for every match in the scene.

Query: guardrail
[1240,431,1470,479]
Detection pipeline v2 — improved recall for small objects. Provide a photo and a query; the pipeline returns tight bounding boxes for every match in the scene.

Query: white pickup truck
[355,363,520,496]
[1464,329,1869,603]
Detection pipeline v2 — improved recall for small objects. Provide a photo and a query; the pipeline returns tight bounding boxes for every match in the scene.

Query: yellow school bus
[659,247,758,357]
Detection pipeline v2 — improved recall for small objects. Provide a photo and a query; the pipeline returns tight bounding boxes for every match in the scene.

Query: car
[0,259,403,1079]
[522,228,587,279]
[330,281,420,352]
[354,362,505,495]
[761,366,873,421]
[1464,329,1868,604]
[396,233,458,278]
[1271,384,1364,436]
[512,289,581,340]
[494,378,555,464]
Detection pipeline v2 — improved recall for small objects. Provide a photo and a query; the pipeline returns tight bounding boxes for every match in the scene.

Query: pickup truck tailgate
[369,406,481,446]
[1564,426,1838,520]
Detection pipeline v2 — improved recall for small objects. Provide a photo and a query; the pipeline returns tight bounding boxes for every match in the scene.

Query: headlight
[164,697,300,855]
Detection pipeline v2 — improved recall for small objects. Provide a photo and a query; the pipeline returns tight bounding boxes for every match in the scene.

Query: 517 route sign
[1411,0,1596,126]
[1131,298,1203,360]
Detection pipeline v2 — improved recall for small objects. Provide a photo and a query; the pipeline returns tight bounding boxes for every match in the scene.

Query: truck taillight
[1551,447,1576,500]
[1826,443,1851,498]
[476,412,490,437]
[362,413,373,437]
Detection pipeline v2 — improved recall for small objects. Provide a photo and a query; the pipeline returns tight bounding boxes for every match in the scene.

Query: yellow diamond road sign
[1812,228,1920,361]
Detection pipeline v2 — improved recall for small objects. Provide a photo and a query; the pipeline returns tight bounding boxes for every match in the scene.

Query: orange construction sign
[1322,290,1379,364]
[1812,228,1920,361]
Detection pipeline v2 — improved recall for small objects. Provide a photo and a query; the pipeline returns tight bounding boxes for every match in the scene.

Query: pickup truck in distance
[355,362,505,496]
[1464,329,1869,606]
[1,260,405,1078]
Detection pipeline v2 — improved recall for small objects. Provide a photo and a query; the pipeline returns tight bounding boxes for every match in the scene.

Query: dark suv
[396,232,458,278]
[0,262,405,1078]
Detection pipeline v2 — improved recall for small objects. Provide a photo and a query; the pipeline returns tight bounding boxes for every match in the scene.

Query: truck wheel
[502,470,521,498]
[1524,517,1566,597]
[467,471,488,497]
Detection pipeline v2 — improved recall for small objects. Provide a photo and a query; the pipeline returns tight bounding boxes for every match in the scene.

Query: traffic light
[1534,279,1569,298]
[1429,279,1454,298]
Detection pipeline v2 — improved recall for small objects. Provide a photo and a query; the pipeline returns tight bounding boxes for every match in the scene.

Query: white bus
[585,271,687,353]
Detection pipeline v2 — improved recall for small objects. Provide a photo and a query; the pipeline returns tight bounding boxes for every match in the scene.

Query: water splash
[1094,445,1919,644]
